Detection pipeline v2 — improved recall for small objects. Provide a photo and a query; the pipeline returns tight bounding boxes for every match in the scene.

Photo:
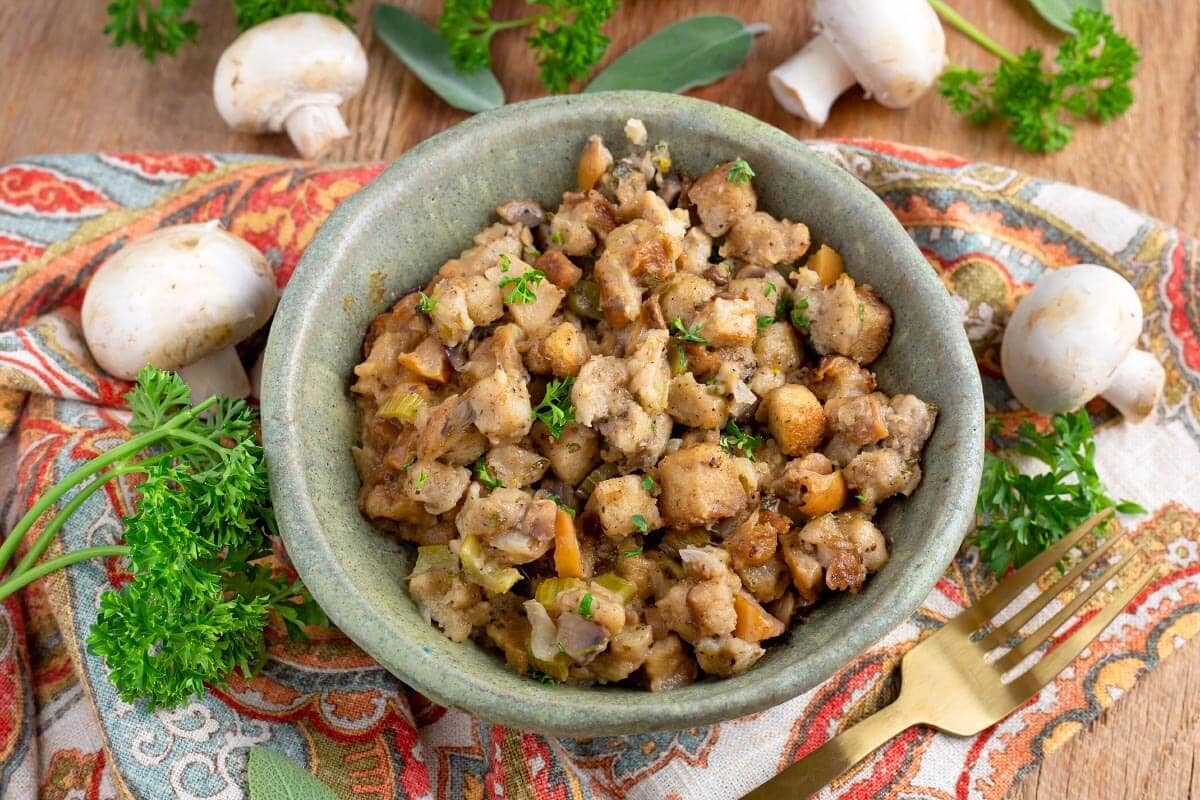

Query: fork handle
[742,696,919,799]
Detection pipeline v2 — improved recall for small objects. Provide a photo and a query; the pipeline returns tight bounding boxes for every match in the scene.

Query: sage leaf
[1026,0,1103,34]
[585,15,758,94]
[247,747,336,800]
[374,4,504,113]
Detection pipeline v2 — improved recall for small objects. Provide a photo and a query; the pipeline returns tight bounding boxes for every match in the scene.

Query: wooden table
[2,1,1197,797]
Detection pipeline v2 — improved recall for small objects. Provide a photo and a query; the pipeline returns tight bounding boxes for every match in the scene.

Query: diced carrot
[734,590,786,643]
[807,244,844,287]
[554,509,583,578]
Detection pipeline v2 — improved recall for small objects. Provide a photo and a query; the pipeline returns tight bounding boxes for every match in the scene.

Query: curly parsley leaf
[500,267,546,304]
[934,6,1139,153]
[669,317,708,345]
[231,0,355,31]
[474,458,504,490]
[104,0,200,62]
[971,409,1145,576]
[532,377,575,438]
[725,158,754,185]
[439,0,619,92]
[719,419,763,461]
[0,367,324,710]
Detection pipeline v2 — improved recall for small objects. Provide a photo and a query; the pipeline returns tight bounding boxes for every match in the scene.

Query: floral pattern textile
[0,144,1197,800]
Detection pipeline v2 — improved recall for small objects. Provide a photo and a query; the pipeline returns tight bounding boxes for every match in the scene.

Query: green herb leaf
[970,409,1144,576]
[417,291,438,313]
[669,317,708,345]
[375,4,505,113]
[790,297,810,329]
[763,282,777,298]
[585,14,755,93]
[726,158,754,185]
[579,592,594,618]
[622,547,642,558]
[631,514,649,533]
[415,471,429,489]
[528,668,556,684]
[104,0,199,62]
[1025,0,1103,34]
[551,495,576,517]
[247,746,337,800]
[640,475,655,493]
[532,377,576,438]
[500,268,545,304]
[232,0,355,31]
[474,459,504,490]
[439,0,619,93]
[936,8,1138,153]
[756,315,774,331]
[719,419,763,461]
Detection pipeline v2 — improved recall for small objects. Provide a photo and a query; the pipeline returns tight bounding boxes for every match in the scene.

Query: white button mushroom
[1001,264,1165,423]
[769,0,947,126]
[82,222,278,401]
[213,13,368,159]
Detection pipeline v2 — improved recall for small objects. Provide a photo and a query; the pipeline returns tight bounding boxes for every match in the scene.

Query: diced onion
[523,600,561,661]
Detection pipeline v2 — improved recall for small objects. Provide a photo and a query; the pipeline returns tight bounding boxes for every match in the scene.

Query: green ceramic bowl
[262,92,983,737]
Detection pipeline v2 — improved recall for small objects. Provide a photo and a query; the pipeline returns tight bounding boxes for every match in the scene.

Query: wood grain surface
[2,1,1198,797]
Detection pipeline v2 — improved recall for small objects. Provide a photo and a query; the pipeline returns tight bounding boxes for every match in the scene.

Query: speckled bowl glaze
[262,92,983,737]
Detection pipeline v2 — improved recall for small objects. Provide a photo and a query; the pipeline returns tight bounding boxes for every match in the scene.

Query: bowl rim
[263,91,983,736]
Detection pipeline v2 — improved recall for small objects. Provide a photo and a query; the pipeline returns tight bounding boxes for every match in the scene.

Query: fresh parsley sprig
[931,3,1139,153]
[104,0,355,61]
[501,267,546,304]
[669,317,708,345]
[532,377,575,438]
[439,0,620,92]
[720,419,763,461]
[0,367,324,709]
[971,409,1145,576]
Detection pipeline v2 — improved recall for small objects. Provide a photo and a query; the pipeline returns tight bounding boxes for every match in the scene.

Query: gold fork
[743,508,1157,800]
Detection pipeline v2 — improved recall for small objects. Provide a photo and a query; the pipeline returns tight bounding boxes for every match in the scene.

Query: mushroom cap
[213,13,367,133]
[81,222,278,380]
[812,0,947,108]
[1001,264,1143,414]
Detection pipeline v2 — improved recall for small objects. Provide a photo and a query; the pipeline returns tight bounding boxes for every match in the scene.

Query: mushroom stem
[1099,348,1164,423]
[768,34,857,127]
[284,104,351,159]
[178,346,252,403]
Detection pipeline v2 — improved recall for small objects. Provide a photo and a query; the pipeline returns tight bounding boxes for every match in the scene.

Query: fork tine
[1017,562,1158,689]
[995,545,1145,672]
[982,526,1132,649]
[957,508,1115,630]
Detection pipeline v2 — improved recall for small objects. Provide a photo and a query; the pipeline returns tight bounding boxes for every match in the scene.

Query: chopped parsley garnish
[631,514,649,533]
[622,547,643,558]
[499,253,511,272]
[855,493,866,503]
[551,230,565,245]
[720,420,763,461]
[402,456,416,471]
[531,377,575,438]
[641,475,655,493]
[474,459,503,490]
[500,268,546,304]
[527,669,555,685]
[858,302,866,322]
[552,495,576,517]
[756,315,775,331]
[791,297,811,329]
[726,158,755,185]
[417,292,437,314]
[670,317,708,345]
[763,282,777,297]
[578,592,594,619]
[415,471,429,489]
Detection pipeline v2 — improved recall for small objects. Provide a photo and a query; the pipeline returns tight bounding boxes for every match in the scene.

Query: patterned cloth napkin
[1,143,1198,800]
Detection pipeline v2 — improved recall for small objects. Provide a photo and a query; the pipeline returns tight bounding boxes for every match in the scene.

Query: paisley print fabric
[0,144,1197,800]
